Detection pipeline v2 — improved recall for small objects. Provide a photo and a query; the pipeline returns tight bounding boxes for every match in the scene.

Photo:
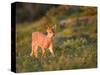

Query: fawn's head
[46,25,56,38]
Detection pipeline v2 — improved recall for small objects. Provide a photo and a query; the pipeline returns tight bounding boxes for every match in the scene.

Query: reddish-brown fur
[30,26,55,60]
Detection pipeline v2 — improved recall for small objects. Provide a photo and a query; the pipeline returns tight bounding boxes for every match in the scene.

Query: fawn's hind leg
[30,43,34,57]
[33,46,38,58]
[30,44,38,58]
[41,48,46,62]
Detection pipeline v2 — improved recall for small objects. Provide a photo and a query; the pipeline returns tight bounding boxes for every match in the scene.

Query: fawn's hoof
[52,54,55,57]
[30,53,33,57]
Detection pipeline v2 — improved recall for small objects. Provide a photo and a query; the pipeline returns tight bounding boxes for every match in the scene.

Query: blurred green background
[16,2,97,72]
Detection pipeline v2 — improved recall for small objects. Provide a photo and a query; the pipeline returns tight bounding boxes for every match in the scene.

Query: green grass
[16,15,97,72]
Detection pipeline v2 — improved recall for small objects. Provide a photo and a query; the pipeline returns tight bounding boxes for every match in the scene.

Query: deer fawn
[30,25,55,60]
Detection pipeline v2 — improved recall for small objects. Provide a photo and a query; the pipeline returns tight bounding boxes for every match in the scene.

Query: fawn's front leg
[49,43,55,57]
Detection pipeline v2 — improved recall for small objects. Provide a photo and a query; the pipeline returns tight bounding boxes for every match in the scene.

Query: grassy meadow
[16,3,97,72]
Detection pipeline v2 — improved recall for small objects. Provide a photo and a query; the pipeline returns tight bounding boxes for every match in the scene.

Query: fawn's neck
[47,35,53,41]
[47,34,53,38]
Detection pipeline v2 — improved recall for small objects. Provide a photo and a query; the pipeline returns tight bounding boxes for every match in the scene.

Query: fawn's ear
[52,24,56,30]
[47,25,51,29]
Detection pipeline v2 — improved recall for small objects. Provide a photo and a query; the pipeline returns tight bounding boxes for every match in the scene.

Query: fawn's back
[32,32,52,49]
